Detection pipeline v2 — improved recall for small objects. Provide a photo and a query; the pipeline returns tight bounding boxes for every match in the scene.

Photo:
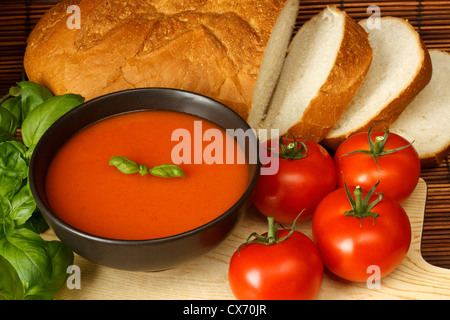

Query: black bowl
[29,88,260,271]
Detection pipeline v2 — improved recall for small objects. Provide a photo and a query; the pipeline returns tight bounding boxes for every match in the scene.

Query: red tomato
[252,135,336,223]
[334,128,420,203]
[229,216,323,300]
[312,183,411,282]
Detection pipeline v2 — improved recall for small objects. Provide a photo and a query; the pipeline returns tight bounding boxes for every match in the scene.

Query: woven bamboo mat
[1,0,450,269]
[421,154,450,268]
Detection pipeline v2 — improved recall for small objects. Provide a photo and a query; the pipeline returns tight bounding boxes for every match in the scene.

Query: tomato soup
[45,110,249,240]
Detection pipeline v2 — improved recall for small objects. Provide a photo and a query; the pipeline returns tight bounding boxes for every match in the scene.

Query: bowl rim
[29,87,261,246]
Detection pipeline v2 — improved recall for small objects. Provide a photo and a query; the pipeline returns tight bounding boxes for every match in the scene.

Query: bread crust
[421,145,450,168]
[286,9,373,142]
[24,0,292,121]
[321,17,433,150]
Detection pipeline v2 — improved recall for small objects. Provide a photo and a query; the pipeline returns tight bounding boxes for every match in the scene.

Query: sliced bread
[247,0,300,129]
[259,6,373,142]
[322,17,432,150]
[390,50,450,168]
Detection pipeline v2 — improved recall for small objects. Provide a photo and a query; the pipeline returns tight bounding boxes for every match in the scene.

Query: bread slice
[23,0,299,124]
[323,17,432,150]
[259,6,373,142]
[390,50,450,168]
[247,0,299,129]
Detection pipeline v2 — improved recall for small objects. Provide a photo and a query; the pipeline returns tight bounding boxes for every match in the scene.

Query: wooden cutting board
[42,178,450,300]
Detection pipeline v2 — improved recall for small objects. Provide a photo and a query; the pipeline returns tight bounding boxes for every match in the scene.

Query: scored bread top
[390,50,450,168]
[323,16,432,150]
[260,6,373,142]
[24,0,296,121]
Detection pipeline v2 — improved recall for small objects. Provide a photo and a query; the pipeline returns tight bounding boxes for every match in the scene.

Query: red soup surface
[45,110,250,240]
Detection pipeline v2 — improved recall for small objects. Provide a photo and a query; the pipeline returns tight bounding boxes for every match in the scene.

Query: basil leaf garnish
[149,164,185,178]
[109,156,184,178]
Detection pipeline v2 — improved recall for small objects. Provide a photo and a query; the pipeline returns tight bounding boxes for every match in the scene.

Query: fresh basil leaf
[109,156,140,174]
[9,86,21,98]
[46,241,74,282]
[0,107,19,143]
[1,96,22,125]
[10,184,36,226]
[149,164,185,178]
[24,241,74,300]
[0,228,52,285]
[8,140,28,161]
[21,209,49,234]
[0,196,14,237]
[0,255,24,300]
[21,93,84,149]
[0,141,28,200]
[0,88,19,105]
[17,81,54,120]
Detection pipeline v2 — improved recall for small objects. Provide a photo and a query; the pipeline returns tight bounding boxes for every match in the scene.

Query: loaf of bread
[322,17,432,150]
[390,50,450,168]
[23,0,300,123]
[259,6,373,142]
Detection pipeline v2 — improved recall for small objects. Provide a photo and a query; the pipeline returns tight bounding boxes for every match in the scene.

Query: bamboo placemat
[1,0,450,269]
[421,154,450,268]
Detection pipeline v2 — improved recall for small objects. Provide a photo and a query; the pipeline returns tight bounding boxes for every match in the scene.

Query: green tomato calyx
[343,178,383,226]
[340,126,414,169]
[269,134,309,160]
[237,211,304,255]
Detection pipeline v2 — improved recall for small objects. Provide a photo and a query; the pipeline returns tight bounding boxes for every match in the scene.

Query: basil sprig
[109,156,185,178]
[0,80,83,300]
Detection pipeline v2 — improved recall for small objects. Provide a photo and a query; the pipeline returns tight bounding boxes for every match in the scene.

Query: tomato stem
[373,136,384,155]
[340,126,414,169]
[237,211,304,255]
[354,186,363,213]
[268,134,309,160]
[266,216,278,245]
[343,176,383,226]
